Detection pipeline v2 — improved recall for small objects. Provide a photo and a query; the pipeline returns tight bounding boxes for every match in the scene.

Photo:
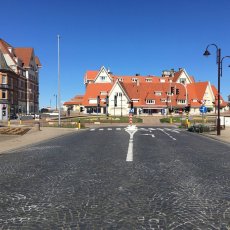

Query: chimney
[136,79,140,86]
[135,73,140,76]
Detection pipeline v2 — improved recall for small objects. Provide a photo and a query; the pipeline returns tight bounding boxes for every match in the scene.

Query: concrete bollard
[34,122,40,131]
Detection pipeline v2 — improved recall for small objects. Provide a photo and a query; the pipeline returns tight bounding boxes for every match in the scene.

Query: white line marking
[126,139,134,161]
[116,128,121,130]
[90,129,95,131]
[165,128,180,133]
[108,128,112,131]
[148,128,157,131]
[157,128,176,141]
[125,125,138,162]
[99,128,104,131]
[141,133,155,138]
[139,128,149,131]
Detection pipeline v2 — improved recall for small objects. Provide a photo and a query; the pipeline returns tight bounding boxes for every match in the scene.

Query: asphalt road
[0,126,230,229]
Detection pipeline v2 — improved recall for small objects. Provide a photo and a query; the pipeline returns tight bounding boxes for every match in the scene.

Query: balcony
[0,84,9,89]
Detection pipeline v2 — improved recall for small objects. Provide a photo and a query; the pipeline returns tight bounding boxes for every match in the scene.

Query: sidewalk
[0,127,78,154]
[201,127,230,144]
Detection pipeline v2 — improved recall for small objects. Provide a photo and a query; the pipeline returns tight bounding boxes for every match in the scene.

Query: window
[2,75,6,84]
[101,76,106,81]
[160,79,165,83]
[155,91,162,96]
[180,78,186,84]
[100,91,107,95]
[2,90,6,99]
[177,100,186,104]
[146,99,155,104]
[118,78,123,82]
[132,78,138,82]
[145,78,152,82]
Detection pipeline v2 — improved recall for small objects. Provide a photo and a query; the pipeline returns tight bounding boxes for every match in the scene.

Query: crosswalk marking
[89,127,182,141]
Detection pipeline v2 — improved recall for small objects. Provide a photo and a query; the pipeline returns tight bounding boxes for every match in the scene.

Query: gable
[173,69,193,84]
[94,66,112,83]
[203,83,214,106]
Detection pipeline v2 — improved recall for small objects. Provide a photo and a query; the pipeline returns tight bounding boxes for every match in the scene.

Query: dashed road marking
[157,128,176,141]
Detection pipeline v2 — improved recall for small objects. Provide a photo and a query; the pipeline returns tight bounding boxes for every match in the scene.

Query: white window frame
[146,99,155,104]
[155,91,162,96]
[2,75,7,84]
[132,78,138,82]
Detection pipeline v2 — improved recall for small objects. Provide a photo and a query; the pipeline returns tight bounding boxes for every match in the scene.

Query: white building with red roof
[65,66,228,116]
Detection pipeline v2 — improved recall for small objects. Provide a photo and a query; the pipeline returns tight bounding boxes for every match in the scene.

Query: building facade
[64,66,228,116]
[0,39,41,120]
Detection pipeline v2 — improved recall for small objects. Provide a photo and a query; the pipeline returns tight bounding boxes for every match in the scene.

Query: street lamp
[203,43,230,135]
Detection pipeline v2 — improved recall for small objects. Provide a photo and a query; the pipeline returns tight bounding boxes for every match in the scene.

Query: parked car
[10,113,18,119]
[30,113,41,119]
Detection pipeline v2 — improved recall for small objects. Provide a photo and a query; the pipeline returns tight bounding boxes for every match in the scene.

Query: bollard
[34,122,40,131]
[78,120,81,129]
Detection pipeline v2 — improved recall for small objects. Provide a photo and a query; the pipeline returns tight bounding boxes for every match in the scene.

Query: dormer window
[155,91,162,96]
[145,78,152,82]
[132,78,138,82]
[118,78,123,82]
[146,99,155,104]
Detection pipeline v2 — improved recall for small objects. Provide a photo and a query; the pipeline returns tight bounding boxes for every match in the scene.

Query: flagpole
[57,35,61,127]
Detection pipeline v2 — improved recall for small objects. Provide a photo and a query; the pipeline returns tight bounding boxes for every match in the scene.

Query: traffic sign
[199,105,207,113]
[129,108,134,113]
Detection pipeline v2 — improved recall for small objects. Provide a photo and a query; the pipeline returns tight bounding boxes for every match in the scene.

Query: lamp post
[203,44,230,135]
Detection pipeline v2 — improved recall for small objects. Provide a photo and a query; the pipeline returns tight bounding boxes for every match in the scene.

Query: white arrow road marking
[157,128,176,141]
[148,128,157,131]
[139,128,149,131]
[141,133,155,138]
[125,125,138,162]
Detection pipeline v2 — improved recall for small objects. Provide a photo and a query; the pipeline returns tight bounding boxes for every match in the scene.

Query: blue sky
[1,0,230,108]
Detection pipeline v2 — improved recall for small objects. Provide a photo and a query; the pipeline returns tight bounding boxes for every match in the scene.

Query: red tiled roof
[120,82,187,107]
[35,56,42,67]
[83,83,113,106]
[64,95,84,105]
[211,85,227,107]
[14,48,33,67]
[85,70,99,81]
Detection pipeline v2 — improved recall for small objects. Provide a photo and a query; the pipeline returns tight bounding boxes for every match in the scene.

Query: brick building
[0,39,41,120]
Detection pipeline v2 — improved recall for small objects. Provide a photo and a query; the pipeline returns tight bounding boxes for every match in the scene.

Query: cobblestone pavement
[0,127,230,229]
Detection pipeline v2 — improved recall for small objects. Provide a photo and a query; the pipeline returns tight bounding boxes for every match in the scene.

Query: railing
[0,84,9,89]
